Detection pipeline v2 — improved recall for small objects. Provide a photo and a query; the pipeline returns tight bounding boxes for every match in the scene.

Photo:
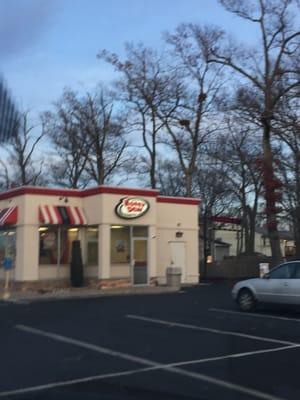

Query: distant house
[213,238,231,261]
[214,230,241,258]
[254,227,295,258]
[204,217,295,262]
[208,216,242,261]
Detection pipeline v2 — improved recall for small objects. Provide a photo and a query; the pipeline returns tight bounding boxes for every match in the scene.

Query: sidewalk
[0,285,180,303]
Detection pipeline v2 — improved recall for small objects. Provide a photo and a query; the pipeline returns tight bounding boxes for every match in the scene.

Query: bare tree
[80,89,127,185]
[43,87,127,187]
[211,120,264,254]
[273,96,300,256]
[193,152,235,276]
[156,24,225,197]
[0,159,11,190]
[99,44,170,188]
[43,89,92,188]
[156,159,186,196]
[0,111,46,188]
[205,0,300,263]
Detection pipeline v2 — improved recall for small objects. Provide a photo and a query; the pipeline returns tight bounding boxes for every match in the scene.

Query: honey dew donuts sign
[115,197,150,219]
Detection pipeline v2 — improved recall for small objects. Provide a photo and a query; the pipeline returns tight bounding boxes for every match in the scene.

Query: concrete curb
[0,286,180,303]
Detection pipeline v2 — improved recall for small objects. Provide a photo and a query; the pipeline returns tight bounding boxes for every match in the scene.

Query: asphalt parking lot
[1,282,300,400]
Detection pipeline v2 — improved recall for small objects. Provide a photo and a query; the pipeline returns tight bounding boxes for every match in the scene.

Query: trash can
[166,266,182,289]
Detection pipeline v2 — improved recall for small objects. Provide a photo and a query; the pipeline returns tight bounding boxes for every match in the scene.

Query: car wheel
[237,289,256,312]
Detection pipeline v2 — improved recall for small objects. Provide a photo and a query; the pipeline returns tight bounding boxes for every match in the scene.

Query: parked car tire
[237,289,256,312]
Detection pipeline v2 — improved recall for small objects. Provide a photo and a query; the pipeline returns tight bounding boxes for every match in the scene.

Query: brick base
[150,277,158,286]
[12,280,70,292]
[86,278,158,289]
[2,277,158,292]
[86,278,131,290]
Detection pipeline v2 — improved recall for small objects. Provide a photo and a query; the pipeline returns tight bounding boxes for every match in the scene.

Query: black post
[70,240,84,287]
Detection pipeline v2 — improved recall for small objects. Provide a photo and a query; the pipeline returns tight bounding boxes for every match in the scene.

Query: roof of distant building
[255,226,294,240]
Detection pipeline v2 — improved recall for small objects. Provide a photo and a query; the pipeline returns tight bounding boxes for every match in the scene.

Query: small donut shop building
[0,185,200,289]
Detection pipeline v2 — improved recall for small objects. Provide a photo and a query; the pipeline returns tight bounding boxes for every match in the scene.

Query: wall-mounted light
[207,255,213,263]
[59,196,69,203]
[39,227,48,232]
[88,228,98,232]
[176,231,183,238]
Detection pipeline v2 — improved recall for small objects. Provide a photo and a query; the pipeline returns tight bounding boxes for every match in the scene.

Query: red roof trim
[83,186,159,198]
[157,196,200,205]
[0,187,81,200]
[211,216,242,224]
[0,186,200,205]
[0,186,159,200]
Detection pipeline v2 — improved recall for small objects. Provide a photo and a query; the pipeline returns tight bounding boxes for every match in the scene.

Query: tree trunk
[150,151,156,189]
[294,156,300,257]
[202,211,208,279]
[262,117,282,264]
[248,211,256,255]
[294,207,300,258]
[185,171,193,197]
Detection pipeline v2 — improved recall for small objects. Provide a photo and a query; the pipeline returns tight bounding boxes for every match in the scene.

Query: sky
[0,0,258,115]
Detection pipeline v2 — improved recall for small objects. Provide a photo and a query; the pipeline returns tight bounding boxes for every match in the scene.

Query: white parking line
[210,308,300,322]
[126,314,299,346]
[1,344,296,399]
[5,299,30,305]
[167,344,300,366]
[0,366,155,398]
[16,324,157,367]
[0,344,297,398]
[14,324,286,400]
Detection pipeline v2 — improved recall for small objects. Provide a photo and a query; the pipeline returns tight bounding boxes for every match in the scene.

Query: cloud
[0,0,57,59]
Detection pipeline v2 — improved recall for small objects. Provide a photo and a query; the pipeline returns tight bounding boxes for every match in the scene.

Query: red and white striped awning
[39,205,87,225]
[0,206,18,226]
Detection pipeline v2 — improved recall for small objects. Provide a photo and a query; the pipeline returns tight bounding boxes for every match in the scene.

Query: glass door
[132,239,148,285]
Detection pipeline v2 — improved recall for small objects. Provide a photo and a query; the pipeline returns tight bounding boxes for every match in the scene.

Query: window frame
[39,225,80,266]
[110,225,131,265]
[110,225,148,265]
[86,226,99,266]
[0,228,16,268]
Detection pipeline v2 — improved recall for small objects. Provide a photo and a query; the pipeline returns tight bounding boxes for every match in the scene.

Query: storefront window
[0,229,16,268]
[39,227,79,265]
[111,226,130,264]
[39,227,58,264]
[86,227,98,265]
[61,227,79,264]
[132,226,148,237]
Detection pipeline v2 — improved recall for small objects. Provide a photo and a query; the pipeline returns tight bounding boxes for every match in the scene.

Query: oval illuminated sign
[115,197,150,219]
